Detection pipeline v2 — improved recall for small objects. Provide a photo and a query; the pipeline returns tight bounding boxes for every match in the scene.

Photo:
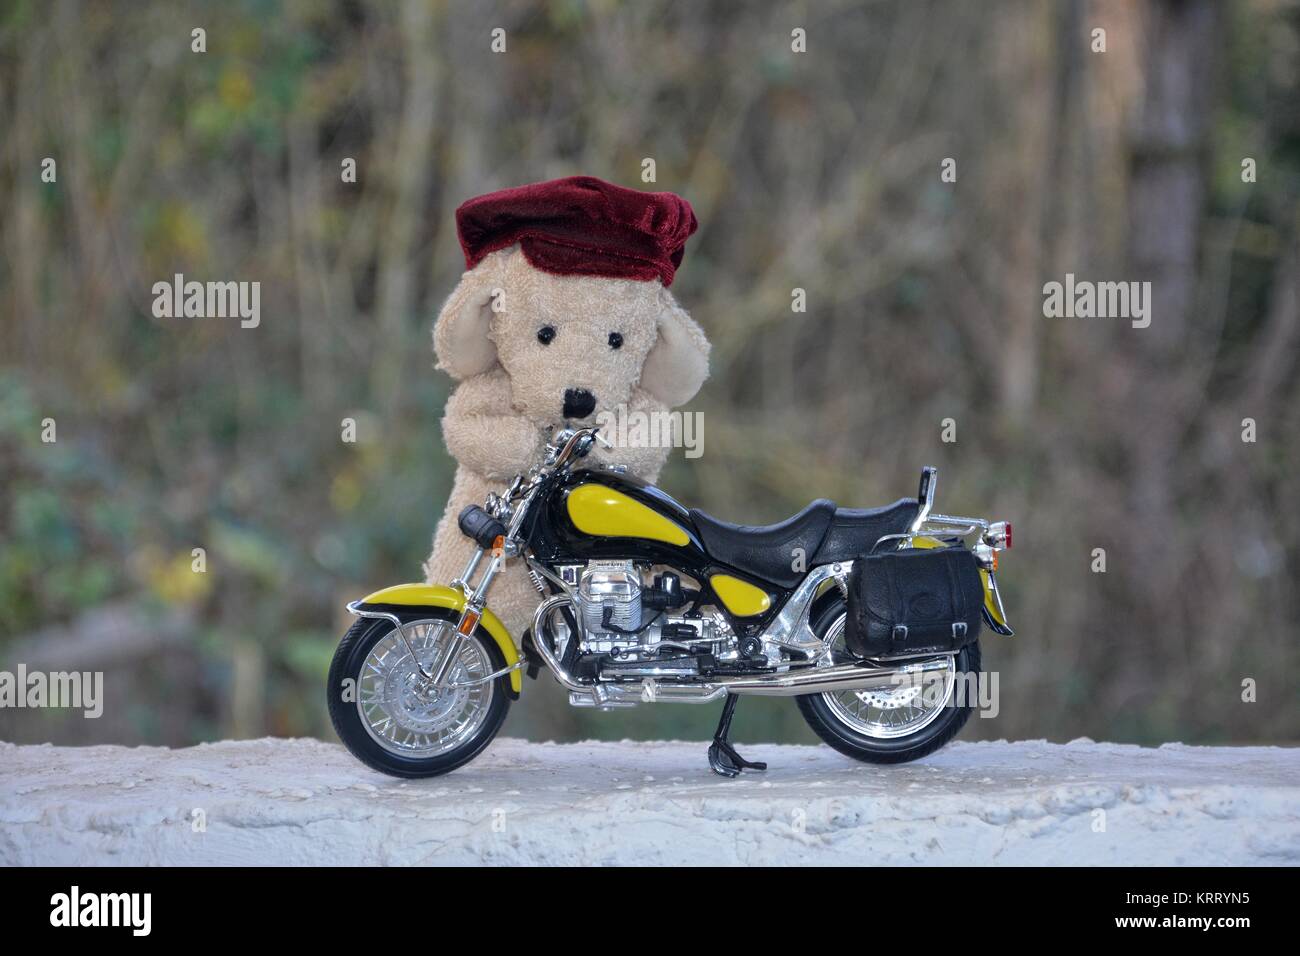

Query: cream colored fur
[423,246,709,637]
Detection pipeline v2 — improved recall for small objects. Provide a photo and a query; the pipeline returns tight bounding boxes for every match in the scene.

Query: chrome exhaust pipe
[532,596,953,704]
[571,684,728,706]
[717,657,952,697]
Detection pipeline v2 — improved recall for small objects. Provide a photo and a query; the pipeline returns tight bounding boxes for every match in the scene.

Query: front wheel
[327,610,511,778]
[797,597,981,764]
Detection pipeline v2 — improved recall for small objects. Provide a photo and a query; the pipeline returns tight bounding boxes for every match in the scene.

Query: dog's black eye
[537,325,556,345]
[608,332,623,350]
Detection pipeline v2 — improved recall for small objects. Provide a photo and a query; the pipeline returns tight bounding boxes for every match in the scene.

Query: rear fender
[909,536,1014,636]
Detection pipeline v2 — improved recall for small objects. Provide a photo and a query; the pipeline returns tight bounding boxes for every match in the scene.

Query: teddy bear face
[435,244,710,432]
[486,250,660,425]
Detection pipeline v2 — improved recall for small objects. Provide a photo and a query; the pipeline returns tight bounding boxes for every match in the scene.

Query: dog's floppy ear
[639,287,710,407]
[433,254,504,380]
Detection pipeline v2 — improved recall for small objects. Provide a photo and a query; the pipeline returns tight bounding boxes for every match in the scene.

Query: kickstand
[707,694,768,778]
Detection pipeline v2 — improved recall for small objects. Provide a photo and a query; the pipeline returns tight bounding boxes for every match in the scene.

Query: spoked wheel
[797,597,980,764]
[327,610,511,778]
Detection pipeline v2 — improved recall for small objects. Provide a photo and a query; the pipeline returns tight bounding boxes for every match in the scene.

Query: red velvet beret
[456,176,698,287]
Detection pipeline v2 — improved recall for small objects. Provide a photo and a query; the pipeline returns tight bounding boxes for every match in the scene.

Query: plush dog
[423,177,709,636]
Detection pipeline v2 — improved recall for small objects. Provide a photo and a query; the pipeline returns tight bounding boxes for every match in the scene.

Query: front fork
[424,541,506,687]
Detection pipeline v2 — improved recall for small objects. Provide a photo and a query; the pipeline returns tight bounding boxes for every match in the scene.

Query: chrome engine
[578,562,642,637]
[570,561,736,662]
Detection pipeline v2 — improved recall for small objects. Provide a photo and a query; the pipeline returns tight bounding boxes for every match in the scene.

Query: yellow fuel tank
[565,484,691,546]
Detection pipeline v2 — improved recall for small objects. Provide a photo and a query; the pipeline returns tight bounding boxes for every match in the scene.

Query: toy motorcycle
[328,426,1013,778]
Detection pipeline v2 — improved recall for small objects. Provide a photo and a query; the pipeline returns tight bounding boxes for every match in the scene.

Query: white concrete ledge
[1,737,1296,865]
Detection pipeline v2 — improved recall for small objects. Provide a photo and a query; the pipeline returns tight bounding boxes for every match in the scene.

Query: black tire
[327,609,511,778]
[796,597,980,764]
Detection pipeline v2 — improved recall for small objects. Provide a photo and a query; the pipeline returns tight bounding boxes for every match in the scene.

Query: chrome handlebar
[492,426,612,515]
[545,425,611,470]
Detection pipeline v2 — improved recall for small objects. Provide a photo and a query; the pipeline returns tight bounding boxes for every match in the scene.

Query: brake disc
[854,683,924,711]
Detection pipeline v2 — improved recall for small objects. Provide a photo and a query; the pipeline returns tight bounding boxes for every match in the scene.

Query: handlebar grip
[458,505,506,549]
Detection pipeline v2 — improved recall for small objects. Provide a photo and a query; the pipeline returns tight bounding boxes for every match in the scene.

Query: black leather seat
[690,497,920,587]
[813,498,919,565]
[690,499,836,587]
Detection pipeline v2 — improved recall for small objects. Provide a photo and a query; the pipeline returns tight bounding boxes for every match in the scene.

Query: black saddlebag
[845,546,984,658]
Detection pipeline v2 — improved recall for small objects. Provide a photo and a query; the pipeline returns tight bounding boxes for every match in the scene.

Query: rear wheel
[327,610,511,778]
[797,597,980,764]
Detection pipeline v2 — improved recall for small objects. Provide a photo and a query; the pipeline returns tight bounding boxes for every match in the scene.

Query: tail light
[984,521,1012,551]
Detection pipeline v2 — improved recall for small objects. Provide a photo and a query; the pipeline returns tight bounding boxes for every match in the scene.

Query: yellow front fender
[354,584,521,693]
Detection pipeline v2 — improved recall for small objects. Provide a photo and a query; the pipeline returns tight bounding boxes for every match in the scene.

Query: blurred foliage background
[1,0,1297,750]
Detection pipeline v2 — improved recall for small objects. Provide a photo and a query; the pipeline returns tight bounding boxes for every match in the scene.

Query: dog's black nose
[562,388,597,420]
